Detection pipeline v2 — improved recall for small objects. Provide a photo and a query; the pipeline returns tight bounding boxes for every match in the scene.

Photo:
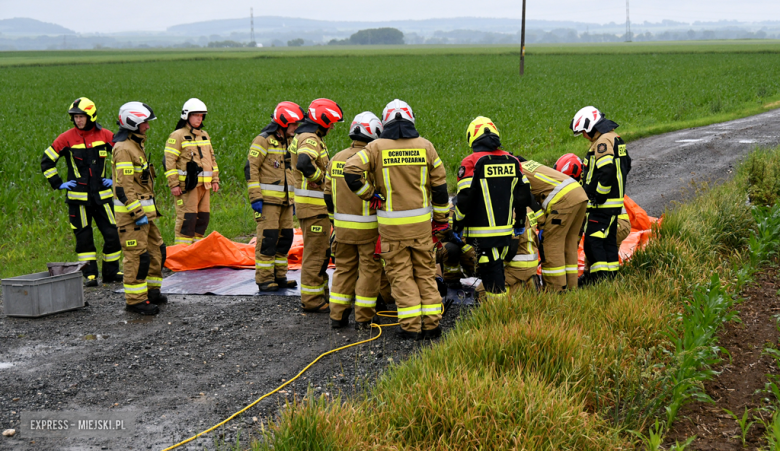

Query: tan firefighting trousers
[329,240,382,324]
[505,230,539,293]
[254,204,294,284]
[120,221,163,305]
[379,268,395,306]
[616,215,631,247]
[174,184,210,245]
[539,198,587,291]
[299,215,331,310]
[380,237,442,333]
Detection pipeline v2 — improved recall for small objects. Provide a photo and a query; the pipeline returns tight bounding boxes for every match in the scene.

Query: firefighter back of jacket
[325,143,378,244]
[521,160,588,212]
[463,154,522,249]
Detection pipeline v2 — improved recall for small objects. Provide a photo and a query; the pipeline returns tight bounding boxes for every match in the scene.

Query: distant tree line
[328,27,404,45]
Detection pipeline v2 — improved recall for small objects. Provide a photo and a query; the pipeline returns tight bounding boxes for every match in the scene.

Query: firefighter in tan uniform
[290,98,344,312]
[246,102,304,292]
[518,157,588,291]
[570,107,631,284]
[344,99,449,340]
[112,102,166,315]
[453,117,533,303]
[505,213,540,292]
[163,98,220,246]
[324,112,384,329]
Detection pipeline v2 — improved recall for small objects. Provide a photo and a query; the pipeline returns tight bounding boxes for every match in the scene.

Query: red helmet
[272,101,304,128]
[554,153,583,180]
[307,98,344,129]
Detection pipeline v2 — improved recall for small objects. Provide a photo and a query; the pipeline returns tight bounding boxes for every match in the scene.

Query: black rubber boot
[396,328,421,341]
[125,300,159,315]
[302,302,329,313]
[421,325,442,340]
[355,321,374,331]
[331,308,352,329]
[102,271,123,284]
[84,275,98,287]
[257,281,279,292]
[148,289,168,305]
[275,278,298,289]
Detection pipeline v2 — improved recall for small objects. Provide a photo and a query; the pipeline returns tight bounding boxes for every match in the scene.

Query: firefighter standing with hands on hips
[290,98,344,313]
[452,116,534,302]
[163,98,219,246]
[344,99,449,340]
[40,97,122,287]
[569,106,631,284]
[516,153,589,291]
[246,102,304,292]
[324,112,384,329]
[112,102,167,315]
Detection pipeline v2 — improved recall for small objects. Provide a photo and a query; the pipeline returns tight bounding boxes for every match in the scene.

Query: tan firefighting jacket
[290,132,329,219]
[163,127,219,191]
[245,131,294,207]
[520,159,588,225]
[325,141,378,245]
[112,132,160,227]
[343,137,448,241]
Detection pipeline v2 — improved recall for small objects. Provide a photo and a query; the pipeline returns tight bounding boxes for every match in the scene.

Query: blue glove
[251,200,263,214]
[59,180,77,190]
[135,216,149,226]
[452,230,463,244]
[538,229,543,242]
[513,227,525,237]
[102,178,113,188]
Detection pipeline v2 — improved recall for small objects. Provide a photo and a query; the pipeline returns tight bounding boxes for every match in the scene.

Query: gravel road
[1,108,779,450]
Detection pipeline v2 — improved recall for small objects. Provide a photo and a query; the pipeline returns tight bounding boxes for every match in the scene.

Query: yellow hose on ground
[161,313,400,451]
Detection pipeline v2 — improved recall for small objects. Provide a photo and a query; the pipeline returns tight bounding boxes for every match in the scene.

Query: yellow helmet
[466,116,500,147]
[68,97,98,122]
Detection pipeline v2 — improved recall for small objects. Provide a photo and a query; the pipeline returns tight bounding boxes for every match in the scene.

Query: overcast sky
[1,0,778,33]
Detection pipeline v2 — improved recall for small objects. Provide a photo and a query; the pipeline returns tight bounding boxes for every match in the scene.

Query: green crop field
[1,41,779,278]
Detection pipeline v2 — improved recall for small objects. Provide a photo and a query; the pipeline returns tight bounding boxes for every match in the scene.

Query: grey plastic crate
[2,271,84,318]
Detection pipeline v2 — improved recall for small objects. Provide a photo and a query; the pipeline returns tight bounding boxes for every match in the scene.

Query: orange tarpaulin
[166,196,658,273]
[165,229,335,272]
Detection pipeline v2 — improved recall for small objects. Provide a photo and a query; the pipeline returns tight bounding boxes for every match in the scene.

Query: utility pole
[519,0,526,75]
[625,0,632,42]
[250,7,255,45]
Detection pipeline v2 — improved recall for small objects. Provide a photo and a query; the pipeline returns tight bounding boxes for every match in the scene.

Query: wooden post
[520,0,527,75]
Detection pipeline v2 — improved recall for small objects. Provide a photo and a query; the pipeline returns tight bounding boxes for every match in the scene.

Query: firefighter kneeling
[112,102,167,315]
[453,117,533,302]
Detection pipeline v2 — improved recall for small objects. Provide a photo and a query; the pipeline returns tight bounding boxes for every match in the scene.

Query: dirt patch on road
[665,269,780,449]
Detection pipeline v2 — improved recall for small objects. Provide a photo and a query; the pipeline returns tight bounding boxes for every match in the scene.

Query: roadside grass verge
[243,148,779,450]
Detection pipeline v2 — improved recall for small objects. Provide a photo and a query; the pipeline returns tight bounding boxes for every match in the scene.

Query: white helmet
[117,101,156,131]
[181,98,208,120]
[381,99,415,125]
[349,112,383,141]
[570,106,603,136]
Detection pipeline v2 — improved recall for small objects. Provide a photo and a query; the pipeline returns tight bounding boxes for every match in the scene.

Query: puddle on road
[84,334,109,340]
[739,139,757,144]
[675,139,703,143]
[0,362,14,369]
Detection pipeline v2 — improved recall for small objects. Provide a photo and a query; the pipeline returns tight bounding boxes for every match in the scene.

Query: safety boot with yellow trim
[103,271,124,284]
[275,277,298,289]
[84,275,98,287]
[257,281,279,292]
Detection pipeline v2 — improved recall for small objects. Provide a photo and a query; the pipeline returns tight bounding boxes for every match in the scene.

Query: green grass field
[1,41,779,278]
